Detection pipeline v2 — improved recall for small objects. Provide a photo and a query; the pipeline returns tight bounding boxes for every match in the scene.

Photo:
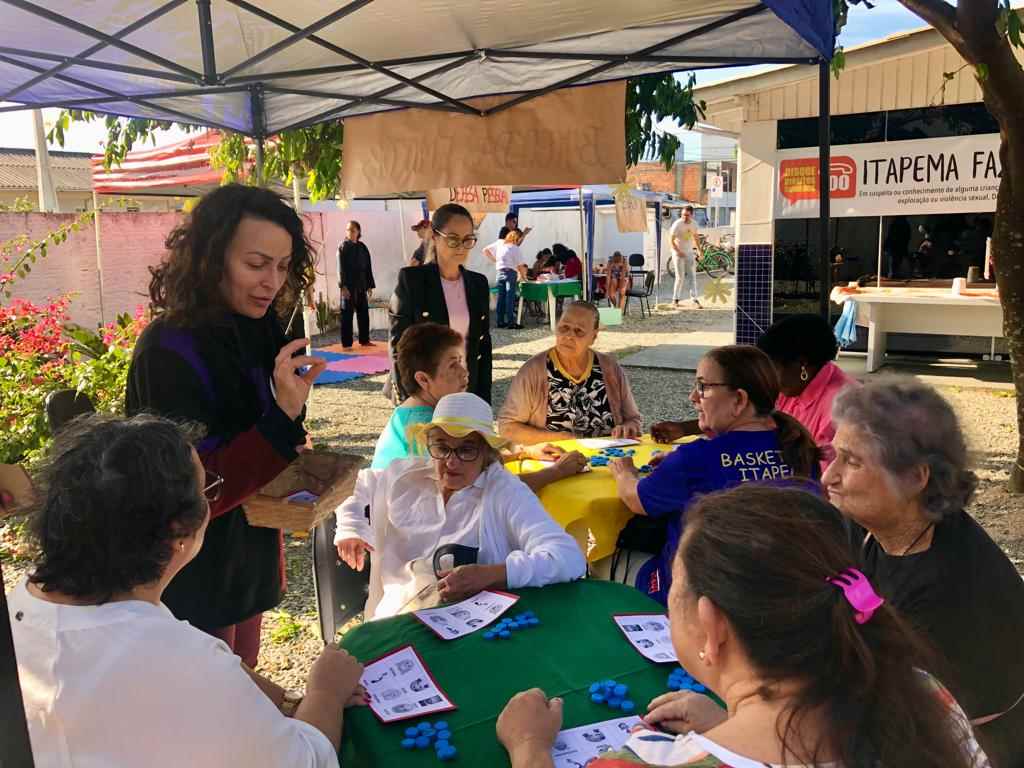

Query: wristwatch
[281,691,303,717]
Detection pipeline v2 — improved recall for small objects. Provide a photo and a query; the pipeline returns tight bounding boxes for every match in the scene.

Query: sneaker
[693,299,702,309]
[673,300,679,306]
[358,341,375,347]
[509,323,526,330]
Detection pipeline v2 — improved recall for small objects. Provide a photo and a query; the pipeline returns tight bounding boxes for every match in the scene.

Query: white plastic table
[831,287,1003,373]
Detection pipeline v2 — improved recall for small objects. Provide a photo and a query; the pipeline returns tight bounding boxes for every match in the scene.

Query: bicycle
[665,236,736,279]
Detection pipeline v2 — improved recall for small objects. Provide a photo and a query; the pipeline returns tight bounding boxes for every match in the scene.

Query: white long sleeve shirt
[334,459,586,620]
[7,578,338,768]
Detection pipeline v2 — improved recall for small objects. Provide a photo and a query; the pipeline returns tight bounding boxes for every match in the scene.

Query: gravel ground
[3,300,1021,692]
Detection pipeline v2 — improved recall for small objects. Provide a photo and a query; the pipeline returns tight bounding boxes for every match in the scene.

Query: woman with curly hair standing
[126,184,325,667]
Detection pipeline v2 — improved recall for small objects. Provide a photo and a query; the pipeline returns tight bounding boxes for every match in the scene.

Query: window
[777,111,886,150]
[886,103,998,141]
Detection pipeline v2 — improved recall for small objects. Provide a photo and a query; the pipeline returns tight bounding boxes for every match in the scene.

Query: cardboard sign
[426,186,511,215]
[615,192,647,233]
[340,81,626,196]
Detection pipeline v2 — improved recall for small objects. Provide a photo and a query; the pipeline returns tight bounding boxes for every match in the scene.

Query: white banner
[775,134,1001,219]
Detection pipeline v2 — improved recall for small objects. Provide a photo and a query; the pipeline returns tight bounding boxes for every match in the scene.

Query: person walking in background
[409,218,430,266]
[485,229,528,329]
[670,205,702,308]
[338,220,375,349]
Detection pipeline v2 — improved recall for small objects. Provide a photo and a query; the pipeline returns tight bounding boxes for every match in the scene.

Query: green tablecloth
[519,280,582,302]
[339,580,672,767]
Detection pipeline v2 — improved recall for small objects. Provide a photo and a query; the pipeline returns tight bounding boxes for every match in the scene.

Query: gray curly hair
[831,378,977,521]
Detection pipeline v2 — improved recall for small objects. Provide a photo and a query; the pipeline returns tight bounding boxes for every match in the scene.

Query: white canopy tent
[0,3,837,764]
[0,1,831,133]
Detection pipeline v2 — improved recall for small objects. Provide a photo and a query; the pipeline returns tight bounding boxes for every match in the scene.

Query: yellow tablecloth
[508,435,694,562]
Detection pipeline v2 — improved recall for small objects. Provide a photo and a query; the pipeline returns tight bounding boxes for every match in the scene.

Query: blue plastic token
[434,722,448,732]
[437,730,452,741]
[620,700,635,712]
[438,746,457,761]
[591,693,605,703]
[499,630,511,638]
[608,697,622,708]
[483,631,495,640]
[405,727,419,738]
[435,739,450,750]
[401,738,416,749]
[589,682,600,693]
[528,618,540,626]
[415,736,431,748]
[613,684,628,697]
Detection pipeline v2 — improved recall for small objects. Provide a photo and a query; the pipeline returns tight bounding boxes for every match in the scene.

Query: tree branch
[897,0,967,52]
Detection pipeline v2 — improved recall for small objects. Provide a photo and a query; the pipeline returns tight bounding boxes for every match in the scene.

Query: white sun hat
[407,392,508,452]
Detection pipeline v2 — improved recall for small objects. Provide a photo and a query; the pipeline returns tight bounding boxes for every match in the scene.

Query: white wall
[737,119,778,245]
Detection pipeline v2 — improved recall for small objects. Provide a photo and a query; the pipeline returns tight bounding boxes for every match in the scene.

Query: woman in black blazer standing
[390,203,492,403]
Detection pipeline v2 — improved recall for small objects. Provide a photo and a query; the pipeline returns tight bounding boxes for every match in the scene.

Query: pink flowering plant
[1,218,147,463]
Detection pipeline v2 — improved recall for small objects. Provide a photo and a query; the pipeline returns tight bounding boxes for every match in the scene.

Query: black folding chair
[624,271,656,318]
[312,514,370,644]
[44,389,95,434]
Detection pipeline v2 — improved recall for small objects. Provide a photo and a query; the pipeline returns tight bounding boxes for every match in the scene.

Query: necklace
[901,522,935,556]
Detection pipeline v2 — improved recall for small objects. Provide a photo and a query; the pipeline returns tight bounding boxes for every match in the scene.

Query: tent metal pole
[92,190,106,325]
[484,3,769,117]
[482,49,816,65]
[0,0,201,81]
[251,85,266,186]
[817,59,831,321]
[0,45,195,84]
[220,0,480,116]
[0,0,187,102]
[220,0,373,80]
[226,52,478,84]
[579,188,588,301]
[276,53,478,133]
[0,54,239,132]
[196,0,218,84]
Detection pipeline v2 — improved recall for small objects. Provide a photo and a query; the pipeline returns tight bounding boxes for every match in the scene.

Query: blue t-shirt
[370,405,434,470]
[636,430,816,600]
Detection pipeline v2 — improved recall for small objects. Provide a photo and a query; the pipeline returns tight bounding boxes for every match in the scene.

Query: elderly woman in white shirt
[335,392,586,620]
[8,413,363,768]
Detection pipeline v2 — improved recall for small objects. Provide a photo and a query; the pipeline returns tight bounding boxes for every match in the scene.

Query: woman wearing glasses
[9,414,365,767]
[389,203,493,402]
[334,393,585,621]
[126,185,325,667]
[608,345,820,604]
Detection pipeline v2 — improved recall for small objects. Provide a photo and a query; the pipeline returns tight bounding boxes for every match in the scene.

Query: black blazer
[390,263,492,403]
[338,240,375,295]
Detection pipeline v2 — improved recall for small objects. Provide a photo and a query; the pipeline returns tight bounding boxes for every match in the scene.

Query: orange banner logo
[779,156,857,203]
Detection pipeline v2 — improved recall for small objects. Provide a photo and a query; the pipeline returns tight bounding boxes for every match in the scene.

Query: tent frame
[0,4,836,764]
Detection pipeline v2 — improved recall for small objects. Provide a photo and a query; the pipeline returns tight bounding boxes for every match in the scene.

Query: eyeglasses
[692,380,730,399]
[427,442,481,462]
[203,470,224,502]
[433,228,478,250]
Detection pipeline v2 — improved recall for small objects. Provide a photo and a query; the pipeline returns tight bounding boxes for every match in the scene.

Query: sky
[0,0,928,154]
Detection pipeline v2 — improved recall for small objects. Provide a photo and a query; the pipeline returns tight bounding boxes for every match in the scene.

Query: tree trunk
[900,0,1024,493]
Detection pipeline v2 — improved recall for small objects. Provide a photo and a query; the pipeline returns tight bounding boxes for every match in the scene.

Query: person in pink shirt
[756,313,858,471]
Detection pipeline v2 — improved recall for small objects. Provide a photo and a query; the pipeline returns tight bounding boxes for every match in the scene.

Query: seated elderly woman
[653,314,856,470]
[498,301,642,444]
[825,379,1024,768]
[335,392,586,620]
[609,345,820,604]
[496,485,989,768]
[372,321,586,488]
[8,414,364,767]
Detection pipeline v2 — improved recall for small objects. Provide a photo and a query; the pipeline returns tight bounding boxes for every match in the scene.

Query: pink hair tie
[827,568,885,624]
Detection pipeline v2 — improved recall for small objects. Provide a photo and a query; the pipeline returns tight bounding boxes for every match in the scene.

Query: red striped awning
[91,130,226,194]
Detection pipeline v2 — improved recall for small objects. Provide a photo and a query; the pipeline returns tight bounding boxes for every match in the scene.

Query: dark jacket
[389,263,492,403]
[126,312,306,630]
[851,511,1024,768]
[338,240,375,295]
